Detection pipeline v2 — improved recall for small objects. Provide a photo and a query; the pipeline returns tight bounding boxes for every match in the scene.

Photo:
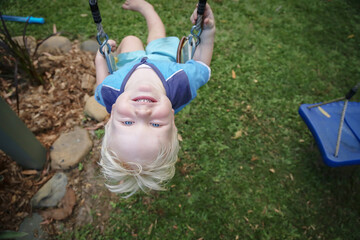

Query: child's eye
[123,121,134,125]
[151,123,160,127]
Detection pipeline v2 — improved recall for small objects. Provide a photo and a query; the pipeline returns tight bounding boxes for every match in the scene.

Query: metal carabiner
[97,34,116,74]
[97,33,109,52]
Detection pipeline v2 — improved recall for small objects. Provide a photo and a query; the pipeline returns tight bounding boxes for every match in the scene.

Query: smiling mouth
[132,96,157,103]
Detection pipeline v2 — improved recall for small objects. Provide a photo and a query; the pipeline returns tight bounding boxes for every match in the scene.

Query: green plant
[95,129,105,139]
[78,162,83,171]
[0,13,44,86]
[0,231,28,239]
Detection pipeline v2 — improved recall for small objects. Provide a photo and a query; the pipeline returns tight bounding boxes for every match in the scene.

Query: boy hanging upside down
[95,0,215,197]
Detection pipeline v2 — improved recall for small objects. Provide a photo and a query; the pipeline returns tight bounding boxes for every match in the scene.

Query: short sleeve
[95,83,105,106]
[93,73,124,113]
[182,60,211,98]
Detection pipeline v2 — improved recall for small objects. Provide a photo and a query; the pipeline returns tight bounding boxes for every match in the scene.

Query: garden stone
[31,172,67,208]
[81,73,96,91]
[19,213,47,240]
[37,36,71,54]
[50,127,92,170]
[84,95,109,122]
[12,36,36,54]
[80,39,99,54]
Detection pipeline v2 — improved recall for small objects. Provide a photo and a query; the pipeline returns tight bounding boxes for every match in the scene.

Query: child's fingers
[190,7,198,25]
[107,39,117,52]
[203,16,215,29]
[190,3,214,27]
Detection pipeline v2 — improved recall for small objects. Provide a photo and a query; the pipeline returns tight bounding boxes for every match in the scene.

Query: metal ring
[99,40,111,56]
[190,25,202,38]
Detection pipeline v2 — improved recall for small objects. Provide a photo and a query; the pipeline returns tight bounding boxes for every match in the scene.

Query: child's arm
[191,3,215,67]
[95,40,117,86]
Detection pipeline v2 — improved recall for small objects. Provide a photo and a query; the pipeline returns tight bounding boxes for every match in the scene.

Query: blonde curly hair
[99,122,179,198]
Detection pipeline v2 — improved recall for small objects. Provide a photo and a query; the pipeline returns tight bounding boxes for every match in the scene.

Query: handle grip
[197,0,207,16]
[89,0,102,24]
[1,15,45,24]
[345,82,360,100]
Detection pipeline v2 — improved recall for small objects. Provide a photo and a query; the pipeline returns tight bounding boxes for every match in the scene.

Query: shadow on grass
[346,0,360,12]
[293,142,360,237]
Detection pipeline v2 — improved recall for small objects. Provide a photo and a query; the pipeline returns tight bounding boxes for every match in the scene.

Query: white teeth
[136,99,153,103]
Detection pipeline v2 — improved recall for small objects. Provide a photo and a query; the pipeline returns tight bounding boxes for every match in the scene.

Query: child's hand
[96,39,117,57]
[107,39,117,52]
[190,3,215,30]
[96,39,117,62]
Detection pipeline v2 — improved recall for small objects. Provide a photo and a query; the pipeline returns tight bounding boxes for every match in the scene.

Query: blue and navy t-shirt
[95,57,211,114]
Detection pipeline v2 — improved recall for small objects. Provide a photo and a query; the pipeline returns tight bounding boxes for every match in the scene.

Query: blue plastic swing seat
[299,101,360,167]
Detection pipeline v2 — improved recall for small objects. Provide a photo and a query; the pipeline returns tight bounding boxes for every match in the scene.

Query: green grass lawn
[2,0,360,239]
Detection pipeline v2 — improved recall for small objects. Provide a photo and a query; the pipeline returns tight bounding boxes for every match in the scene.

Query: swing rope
[89,0,115,74]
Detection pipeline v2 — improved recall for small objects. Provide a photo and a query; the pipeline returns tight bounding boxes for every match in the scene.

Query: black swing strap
[89,0,115,74]
[89,0,106,39]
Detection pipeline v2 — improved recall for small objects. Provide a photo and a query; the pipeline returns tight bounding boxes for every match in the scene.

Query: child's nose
[135,108,151,117]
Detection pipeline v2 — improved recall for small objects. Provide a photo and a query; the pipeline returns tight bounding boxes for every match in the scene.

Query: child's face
[107,86,175,166]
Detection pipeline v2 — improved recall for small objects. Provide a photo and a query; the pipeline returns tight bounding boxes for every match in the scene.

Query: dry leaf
[177,134,183,142]
[289,173,294,181]
[53,24,57,34]
[186,224,195,232]
[274,208,283,215]
[262,206,267,215]
[232,70,236,79]
[269,168,275,174]
[231,130,242,139]
[148,223,154,235]
[251,156,258,162]
[40,187,76,220]
[21,170,38,175]
[85,121,106,130]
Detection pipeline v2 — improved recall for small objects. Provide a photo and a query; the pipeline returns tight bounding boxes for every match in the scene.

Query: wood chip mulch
[0,41,97,231]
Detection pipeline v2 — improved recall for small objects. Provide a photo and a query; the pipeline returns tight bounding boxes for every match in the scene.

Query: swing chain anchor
[175,0,207,63]
[190,26,201,47]
[190,0,207,47]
